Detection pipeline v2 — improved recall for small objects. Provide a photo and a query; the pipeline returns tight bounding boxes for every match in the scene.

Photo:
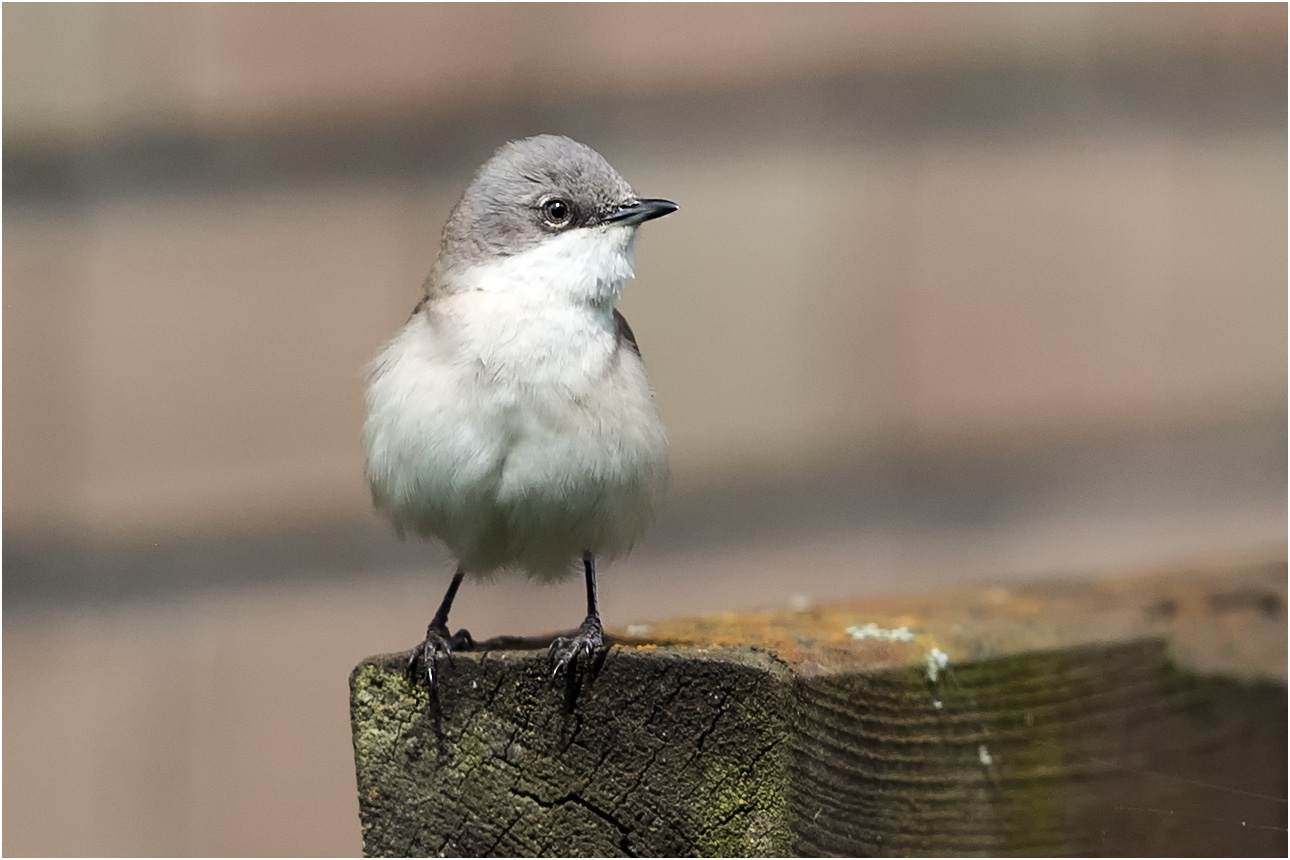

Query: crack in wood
[353,561,1287,856]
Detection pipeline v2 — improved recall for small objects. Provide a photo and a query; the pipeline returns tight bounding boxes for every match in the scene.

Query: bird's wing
[407,294,429,321]
[613,308,641,357]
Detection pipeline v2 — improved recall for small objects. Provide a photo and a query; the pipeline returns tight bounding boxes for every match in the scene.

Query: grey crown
[436,135,638,270]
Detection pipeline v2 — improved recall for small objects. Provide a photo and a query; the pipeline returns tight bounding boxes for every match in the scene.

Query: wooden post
[351,557,1286,856]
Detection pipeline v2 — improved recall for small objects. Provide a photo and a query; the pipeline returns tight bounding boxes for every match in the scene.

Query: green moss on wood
[351,646,796,856]
[353,636,1285,857]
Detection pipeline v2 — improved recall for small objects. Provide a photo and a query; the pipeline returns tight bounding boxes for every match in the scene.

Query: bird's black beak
[604,198,678,225]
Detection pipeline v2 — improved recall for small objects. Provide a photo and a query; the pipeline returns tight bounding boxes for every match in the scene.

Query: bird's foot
[407,623,473,688]
[548,615,603,678]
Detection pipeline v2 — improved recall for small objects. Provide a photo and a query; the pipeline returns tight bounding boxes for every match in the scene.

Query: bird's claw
[407,624,472,688]
[548,617,604,679]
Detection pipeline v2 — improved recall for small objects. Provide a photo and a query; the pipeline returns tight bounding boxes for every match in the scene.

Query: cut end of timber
[351,556,1287,856]
[352,644,794,857]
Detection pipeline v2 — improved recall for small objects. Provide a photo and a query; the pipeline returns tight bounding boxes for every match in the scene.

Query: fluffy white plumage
[363,224,669,582]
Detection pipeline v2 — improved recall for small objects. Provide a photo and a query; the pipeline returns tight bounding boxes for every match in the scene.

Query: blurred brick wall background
[4,4,1285,855]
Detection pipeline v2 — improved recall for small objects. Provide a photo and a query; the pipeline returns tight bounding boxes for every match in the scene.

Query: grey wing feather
[613,308,641,357]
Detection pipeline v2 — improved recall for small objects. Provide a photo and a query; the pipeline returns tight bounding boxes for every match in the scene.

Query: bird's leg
[408,567,474,687]
[548,552,605,677]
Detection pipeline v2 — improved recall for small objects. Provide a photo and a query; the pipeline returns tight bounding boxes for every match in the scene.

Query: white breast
[363,227,669,581]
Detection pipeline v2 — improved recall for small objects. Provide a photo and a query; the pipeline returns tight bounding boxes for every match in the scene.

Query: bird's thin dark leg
[431,567,466,630]
[583,551,599,619]
[409,567,474,687]
[548,552,605,677]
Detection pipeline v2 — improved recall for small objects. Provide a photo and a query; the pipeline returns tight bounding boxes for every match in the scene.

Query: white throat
[444,224,639,308]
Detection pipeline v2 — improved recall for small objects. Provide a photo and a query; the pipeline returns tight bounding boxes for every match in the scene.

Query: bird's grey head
[432,135,676,290]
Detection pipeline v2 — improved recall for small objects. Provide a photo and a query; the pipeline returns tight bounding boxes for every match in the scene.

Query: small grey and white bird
[363,135,675,684]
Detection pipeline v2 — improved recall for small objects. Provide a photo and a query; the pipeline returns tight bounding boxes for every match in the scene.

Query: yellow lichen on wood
[352,556,1287,856]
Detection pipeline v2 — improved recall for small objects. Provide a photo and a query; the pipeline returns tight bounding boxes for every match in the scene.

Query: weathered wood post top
[351,557,1287,856]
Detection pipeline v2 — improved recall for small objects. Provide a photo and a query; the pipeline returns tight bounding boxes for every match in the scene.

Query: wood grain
[351,556,1286,856]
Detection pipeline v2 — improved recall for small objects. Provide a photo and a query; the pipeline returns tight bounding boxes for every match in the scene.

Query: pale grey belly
[403,389,666,579]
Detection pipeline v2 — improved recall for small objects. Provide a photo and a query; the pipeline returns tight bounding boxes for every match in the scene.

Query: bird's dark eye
[541,197,572,226]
